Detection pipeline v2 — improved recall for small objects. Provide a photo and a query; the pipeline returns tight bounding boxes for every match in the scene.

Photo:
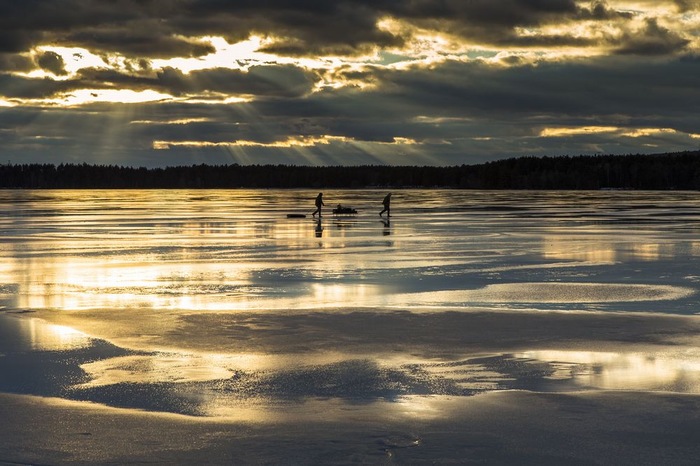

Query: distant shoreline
[2,150,699,190]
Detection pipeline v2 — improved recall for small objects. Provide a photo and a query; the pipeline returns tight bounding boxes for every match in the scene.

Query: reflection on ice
[1,189,699,314]
[6,312,700,418]
[29,321,91,351]
[0,315,92,352]
[3,189,700,417]
[72,345,700,416]
[394,283,695,306]
[80,354,235,387]
[519,349,700,393]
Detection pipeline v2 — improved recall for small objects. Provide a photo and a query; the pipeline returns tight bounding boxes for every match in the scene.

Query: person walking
[379,192,392,217]
[312,192,325,217]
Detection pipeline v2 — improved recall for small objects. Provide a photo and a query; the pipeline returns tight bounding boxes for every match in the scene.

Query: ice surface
[2,189,700,418]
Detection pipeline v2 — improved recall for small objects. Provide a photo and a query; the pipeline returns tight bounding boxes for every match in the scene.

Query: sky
[0,0,699,167]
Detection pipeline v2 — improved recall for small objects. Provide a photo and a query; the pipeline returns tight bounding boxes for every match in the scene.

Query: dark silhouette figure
[312,192,325,217]
[379,192,392,217]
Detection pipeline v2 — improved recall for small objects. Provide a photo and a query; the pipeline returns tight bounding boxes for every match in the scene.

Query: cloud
[0,29,42,53]
[0,1,214,58]
[674,0,700,12]
[0,0,645,58]
[4,63,319,102]
[615,18,691,55]
[0,53,34,72]
[0,73,78,99]
[154,65,318,98]
[37,51,67,76]
[65,26,216,59]
[0,1,697,166]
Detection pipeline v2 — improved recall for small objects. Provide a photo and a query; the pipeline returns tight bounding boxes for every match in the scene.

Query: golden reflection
[312,283,369,305]
[542,236,616,263]
[80,354,235,387]
[631,243,661,260]
[28,318,91,351]
[8,237,693,311]
[394,396,443,420]
[6,247,256,311]
[519,349,700,392]
[80,350,364,388]
[542,235,680,263]
[0,260,15,282]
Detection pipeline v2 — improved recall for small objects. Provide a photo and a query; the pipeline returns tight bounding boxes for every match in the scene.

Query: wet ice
[2,189,700,416]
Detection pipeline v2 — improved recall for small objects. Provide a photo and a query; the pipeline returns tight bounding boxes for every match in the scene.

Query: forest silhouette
[1,151,699,190]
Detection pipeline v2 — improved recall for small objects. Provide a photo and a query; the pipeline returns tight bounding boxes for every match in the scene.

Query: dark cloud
[65,25,216,58]
[674,0,700,12]
[0,0,213,58]
[37,51,67,76]
[578,1,634,21]
[365,56,700,118]
[172,1,405,56]
[5,51,699,163]
[241,54,700,150]
[0,73,77,99]
[0,0,642,58]
[0,1,137,50]
[0,0,696,166]
[615,18,690,55]
[155,65,318,98]
[64,64,319,98]
[0,62,319,102]
[0,29,43,53]
[0,53,35,72]
[393,0,579,27]
[372,0,637,49]
[0,0,396,57]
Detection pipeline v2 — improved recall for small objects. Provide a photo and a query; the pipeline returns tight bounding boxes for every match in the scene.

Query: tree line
[1,151,700,189]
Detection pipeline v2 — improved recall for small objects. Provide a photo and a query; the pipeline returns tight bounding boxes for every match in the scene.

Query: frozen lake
[2,189,700,463]
[2,189,699,314]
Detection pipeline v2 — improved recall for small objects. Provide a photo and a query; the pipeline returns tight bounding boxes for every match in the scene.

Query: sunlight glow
[151,36,267,73]
[151,35,345,77]
[130,117,213,125]
[44,89,173,106]
[540,126,700,141]
[153,135,353,150]
[621,127,678,137]
[540,126,620,137]
[35,45,108,74]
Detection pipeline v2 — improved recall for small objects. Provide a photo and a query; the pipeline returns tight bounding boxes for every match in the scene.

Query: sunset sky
[1,0,699,167]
